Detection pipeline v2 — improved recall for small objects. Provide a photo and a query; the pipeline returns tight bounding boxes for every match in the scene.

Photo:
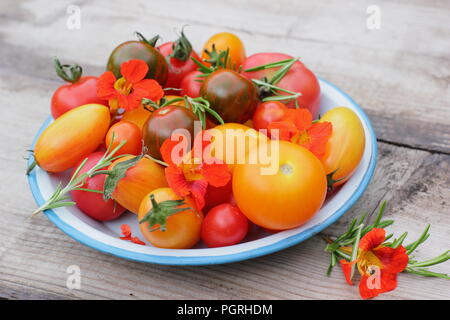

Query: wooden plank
[0,95,447,300]
[0,0,448,300]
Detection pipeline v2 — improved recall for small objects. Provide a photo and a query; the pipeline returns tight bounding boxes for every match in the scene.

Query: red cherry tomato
[180,70,203,98]
[51,76,107,119]
[70,152,126,221]
[242,53,320,117]
[105,121,142,156]
[252,101,288,132]
[201,204,249,248]
[158,31,202,95]
[203,180,233,213]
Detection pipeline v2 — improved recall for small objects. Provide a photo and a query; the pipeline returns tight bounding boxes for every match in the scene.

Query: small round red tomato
[107,35,168,85]
[142,105,197,160]
[201,203,249,248]
[70,152,126,221]
[105,121,142,156]
[180,70,203,98]
[252,101,288,132]
[203,180,233,213]
[200,69,258,123]
[242,53,320,117]
[51,59,106,119]
[158,30,202,95]
[138,187,203,249]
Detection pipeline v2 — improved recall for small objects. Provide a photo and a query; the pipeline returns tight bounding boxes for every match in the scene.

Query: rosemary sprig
[244,58,302,107]
[31,134,128,217]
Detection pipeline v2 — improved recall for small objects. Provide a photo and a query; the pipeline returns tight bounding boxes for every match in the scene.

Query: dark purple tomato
[142,105,197,160]
[200,69,258,123]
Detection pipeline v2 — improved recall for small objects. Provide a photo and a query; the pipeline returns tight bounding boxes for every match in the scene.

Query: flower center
[291,130,311,145]
[357,250,383,276]
[181,162,203,182]
[114,77,133,95]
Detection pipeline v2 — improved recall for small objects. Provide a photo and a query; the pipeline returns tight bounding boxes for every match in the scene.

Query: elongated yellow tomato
[320,107,365,188]
[34,104,110,173]
[109,156,168,214]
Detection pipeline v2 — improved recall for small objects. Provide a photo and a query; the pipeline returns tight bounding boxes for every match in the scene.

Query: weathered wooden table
[0,0,448,300]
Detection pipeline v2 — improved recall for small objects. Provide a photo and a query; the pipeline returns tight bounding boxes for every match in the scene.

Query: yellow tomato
[202,32,246,69]
[320,107,366,188]
[138,188,203,249]
[233,141,327,230]
[34,104,110,173]
[206,123,268,172]
[121,106,151,130]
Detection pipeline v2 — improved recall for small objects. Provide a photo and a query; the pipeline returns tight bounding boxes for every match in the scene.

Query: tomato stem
[139,194,191,232]
[169,26,193,62]
[135,31,160,47]
[53,57,82,83]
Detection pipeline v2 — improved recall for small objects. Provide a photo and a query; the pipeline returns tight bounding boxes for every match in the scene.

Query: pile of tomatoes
[31,29,366,250]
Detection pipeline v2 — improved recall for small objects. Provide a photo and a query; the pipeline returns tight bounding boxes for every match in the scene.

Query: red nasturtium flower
[119,224,146,245]
[97,59,164,111]
[340,228,409,299]
[268,108,332,158]
[160,132,231,210]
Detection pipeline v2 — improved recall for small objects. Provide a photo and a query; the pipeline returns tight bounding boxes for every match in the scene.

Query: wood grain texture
[0,0,449,300]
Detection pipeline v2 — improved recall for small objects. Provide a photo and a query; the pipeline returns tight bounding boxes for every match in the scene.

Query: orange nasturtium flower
[340,228,409,299]
[268,108,332,158]
[97,59,164,111]
[160,132,231,211]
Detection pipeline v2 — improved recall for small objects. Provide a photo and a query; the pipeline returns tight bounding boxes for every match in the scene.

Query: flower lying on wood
[324,201,449,299]
[120,224,146,245]
[97,59,164,111]
[268,108,332,158]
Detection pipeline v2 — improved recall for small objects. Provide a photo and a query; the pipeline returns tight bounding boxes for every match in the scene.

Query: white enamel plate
[27,78,377,265]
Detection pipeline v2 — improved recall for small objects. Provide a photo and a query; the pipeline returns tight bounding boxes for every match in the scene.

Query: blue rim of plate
[27,78,378,266]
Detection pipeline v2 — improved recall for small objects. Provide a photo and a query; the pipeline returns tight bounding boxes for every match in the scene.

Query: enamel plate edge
[27,78,378,265]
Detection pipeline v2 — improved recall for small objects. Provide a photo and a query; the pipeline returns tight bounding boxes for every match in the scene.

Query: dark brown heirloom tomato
[200,69,258,123]
[143,105,197,160]
[107,41,168,85]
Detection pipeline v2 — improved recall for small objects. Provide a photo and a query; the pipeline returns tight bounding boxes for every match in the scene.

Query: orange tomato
[121,106,151,130]
[320,107,365,188]
[105,121,142,156]
[206,123,268,172]
[201,32,246,69]
[233,141,327,230]
[34,104,110,173]
[138,187,203,249]
[109,156,167,214]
